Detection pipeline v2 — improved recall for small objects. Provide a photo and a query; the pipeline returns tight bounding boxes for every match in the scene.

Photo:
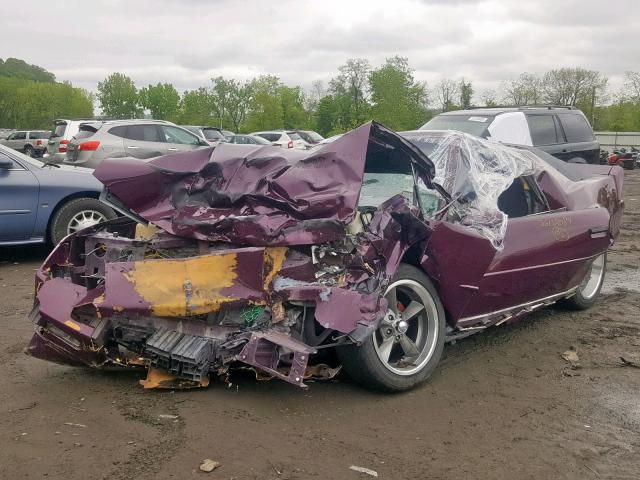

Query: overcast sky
[1,0,638,97]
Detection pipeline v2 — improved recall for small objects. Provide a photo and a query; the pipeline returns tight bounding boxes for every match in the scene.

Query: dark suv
[420,106,600,164]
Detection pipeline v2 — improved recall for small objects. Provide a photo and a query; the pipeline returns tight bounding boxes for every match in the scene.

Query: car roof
[438,106,581,117]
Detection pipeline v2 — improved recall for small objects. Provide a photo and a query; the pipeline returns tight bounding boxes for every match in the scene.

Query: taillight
[78,140,101,151]
[608,154,618,165]
[58,139,69,153]
[36,139,44,146]
[287,140,293,148]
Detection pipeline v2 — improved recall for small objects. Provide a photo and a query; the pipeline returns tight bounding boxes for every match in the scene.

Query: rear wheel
[49,198,116,245]
[24,145,34,157]
[336,264,446,392]
[561,253,606,310]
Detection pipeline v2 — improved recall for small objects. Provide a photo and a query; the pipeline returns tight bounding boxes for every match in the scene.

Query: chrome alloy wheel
[66,210,107,235]
[373,279,440,376]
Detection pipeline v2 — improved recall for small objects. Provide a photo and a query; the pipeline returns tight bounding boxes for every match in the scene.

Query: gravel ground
[0,171,639,480]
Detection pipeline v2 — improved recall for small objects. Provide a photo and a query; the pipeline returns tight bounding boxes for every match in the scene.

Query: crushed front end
[27,122,439,389]
[28,217,400,388]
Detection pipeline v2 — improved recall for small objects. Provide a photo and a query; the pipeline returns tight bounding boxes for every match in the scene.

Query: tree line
[0,58,93,130]
[2,55,640,134]
[92,63,640,134]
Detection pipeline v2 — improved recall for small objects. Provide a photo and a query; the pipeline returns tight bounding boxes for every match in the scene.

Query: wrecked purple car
[26,122,624,391]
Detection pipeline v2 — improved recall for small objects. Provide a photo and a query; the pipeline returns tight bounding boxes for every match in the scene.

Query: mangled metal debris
[25,121,623,392]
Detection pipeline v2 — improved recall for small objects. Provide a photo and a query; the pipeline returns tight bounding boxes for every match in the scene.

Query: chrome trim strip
[457,286,579,329]
[485,254,598,277]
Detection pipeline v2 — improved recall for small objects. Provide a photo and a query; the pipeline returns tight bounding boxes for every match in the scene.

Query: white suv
[45,119,95,164]
[251,130,309,150]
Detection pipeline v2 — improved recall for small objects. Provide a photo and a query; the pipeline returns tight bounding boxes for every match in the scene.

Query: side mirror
[0,158,14,169]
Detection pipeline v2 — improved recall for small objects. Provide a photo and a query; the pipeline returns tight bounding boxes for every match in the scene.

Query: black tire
[49,198,116,245]
[336,264,446,392]
[560,253,607,310]
[24,145,34,157]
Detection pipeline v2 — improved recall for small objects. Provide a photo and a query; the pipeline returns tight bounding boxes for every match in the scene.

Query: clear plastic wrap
[402,130,542,249]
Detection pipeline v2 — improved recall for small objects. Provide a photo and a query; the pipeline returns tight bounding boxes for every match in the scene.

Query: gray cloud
[0,0,638,98]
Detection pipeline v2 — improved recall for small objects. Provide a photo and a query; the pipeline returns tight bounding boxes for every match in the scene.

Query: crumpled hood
[93,121,435,246]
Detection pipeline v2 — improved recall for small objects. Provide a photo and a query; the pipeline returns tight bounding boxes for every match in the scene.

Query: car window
[162,126,200,145]
[127,125,163,142]
[0,151,23,169]
[6,133,16,140]
[28,131,50,139]
[558,114,594,143]
[299,131,323,143]
[252,136,271,145]
[526,115,559,145]
[108,126,128,138]
[201,128,224,141]
[359,173,414,207]
[52,123,67,138]
[14,132,27,140]
[286,132,302,141]
[257,133,280,142]
[420,115,493,137]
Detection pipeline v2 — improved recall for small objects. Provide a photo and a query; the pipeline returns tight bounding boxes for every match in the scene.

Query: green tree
[177,88,214,125]
[279,85,309,129]
[97,73,141,119]
[434,79,459,112]
[459,78,474,109]
[329,58,371,130]
[211,77,253,131]
[243,75,284,132]
[0,77,93,129]
[139,83,180,120]
[314,95,337,136]
[0,57,56,83]
[502,73,542,106]
[369,56,428,130]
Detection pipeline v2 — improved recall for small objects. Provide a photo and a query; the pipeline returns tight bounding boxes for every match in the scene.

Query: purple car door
[458,206,611,323]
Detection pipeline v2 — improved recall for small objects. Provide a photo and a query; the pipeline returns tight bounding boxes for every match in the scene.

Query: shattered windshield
[359,173,414,207]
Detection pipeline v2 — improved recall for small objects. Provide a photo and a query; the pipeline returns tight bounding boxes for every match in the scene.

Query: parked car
[421,106,600,164]
[221,130,235,140]
[0,129,16,140]
[65,120,209,169]
[0,130,50,157]
[0,144,117,246]
[25,122,623,393]
[181,126,227,146]
[45,118,97,164]
[607,148,636,170]
[251,130,310,150]
[227,134,272,145]
[294,130,324,145]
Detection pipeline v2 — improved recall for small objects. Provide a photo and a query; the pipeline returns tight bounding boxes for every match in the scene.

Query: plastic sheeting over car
[95,122,542,250]
[402,130,541,249]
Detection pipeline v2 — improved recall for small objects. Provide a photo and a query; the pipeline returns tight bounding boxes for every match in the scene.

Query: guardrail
[595,131,640,149]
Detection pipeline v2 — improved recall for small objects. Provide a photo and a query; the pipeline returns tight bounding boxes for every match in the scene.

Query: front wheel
[336,264,446,392]
[49,198,117,245]
[561,253,606,310]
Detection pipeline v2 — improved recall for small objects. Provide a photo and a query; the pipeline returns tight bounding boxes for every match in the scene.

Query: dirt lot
[1,172,639,480]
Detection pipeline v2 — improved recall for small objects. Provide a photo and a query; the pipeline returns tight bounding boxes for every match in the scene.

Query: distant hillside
[0,57,56,83]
